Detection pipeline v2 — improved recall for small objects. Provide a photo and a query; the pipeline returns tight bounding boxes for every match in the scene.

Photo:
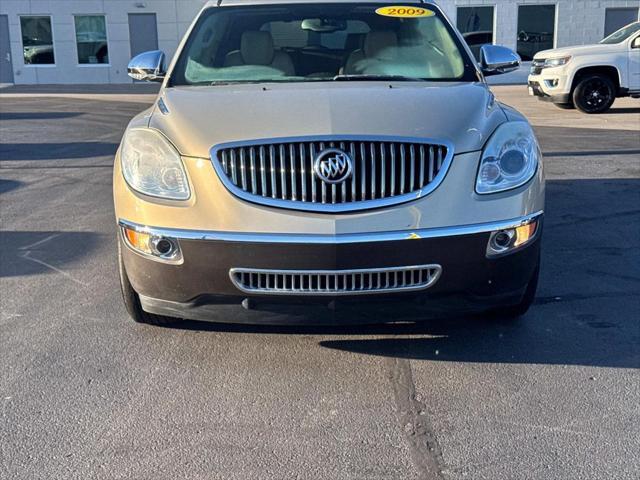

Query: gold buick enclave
[115,0,544,325]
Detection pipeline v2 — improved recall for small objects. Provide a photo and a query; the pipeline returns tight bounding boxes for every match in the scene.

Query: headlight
[120,128,190,200]
[544,56,571,68]
[476,122,540,195]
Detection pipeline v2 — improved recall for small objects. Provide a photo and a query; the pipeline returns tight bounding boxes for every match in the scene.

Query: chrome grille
[530,59,545,75]
[229,265,442,296]
[211,136,452,213]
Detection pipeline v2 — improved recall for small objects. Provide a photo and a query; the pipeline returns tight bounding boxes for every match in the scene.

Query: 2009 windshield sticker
[375,6,435,18]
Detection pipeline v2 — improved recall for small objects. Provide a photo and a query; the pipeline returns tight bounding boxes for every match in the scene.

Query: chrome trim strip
[118,211,543,245]
[229,265,442,296]
[209,135,455,213]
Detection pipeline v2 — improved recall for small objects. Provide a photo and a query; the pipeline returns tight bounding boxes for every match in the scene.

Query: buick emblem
[314,148,353,184]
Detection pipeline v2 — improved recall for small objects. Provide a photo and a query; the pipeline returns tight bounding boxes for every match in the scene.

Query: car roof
[208,0,431,6]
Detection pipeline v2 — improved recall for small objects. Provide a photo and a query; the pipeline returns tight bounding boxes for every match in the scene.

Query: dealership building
[0,0,638,85]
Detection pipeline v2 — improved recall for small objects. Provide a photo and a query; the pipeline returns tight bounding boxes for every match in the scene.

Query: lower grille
[229,265,442,296]
[528,81,546,97]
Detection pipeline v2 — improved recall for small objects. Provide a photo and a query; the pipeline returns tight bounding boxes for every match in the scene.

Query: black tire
[487,262,540,320]
[554,102,574,110]
[118,241,177,325]
[572,74,616,114]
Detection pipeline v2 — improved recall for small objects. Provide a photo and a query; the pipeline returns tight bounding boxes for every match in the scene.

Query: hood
[534,43,619,59]
[150,82,506,158]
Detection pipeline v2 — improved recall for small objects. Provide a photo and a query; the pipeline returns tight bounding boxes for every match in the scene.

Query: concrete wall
[1,0,639,84]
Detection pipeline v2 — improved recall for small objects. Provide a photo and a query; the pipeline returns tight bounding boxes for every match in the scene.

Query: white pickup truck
[528,21,640,113]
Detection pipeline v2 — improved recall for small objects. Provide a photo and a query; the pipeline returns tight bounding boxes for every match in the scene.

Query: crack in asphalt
[388,356,444,479]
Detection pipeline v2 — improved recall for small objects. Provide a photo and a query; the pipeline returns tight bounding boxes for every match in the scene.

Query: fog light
[121,225,182,263]
[492,230,515,250]
[487,220,538,257]
[150,236,178,257]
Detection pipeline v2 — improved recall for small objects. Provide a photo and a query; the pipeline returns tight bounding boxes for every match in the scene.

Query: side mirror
[632,36,640,49]
[479,45,521,76]
[127,50,166,82]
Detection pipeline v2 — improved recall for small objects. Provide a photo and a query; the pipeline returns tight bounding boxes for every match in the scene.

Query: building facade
[0,0,638,84]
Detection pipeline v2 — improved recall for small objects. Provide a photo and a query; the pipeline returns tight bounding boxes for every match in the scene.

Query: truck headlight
[476,122,540,195]
[120,128,190,200]
[544,56,571,68]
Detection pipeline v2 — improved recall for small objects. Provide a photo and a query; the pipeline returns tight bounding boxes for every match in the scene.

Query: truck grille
[210,136,452,212]
[229,265,442,296]
[530,59,545,75]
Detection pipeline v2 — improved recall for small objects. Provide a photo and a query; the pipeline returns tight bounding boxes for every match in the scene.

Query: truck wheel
[572,74,615,113]
[487,261,540,320]
[118,241,177,326]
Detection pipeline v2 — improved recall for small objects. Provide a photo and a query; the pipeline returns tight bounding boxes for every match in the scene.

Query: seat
[344,33,366,53]
[224,31,295,76]
[343,31,398,75]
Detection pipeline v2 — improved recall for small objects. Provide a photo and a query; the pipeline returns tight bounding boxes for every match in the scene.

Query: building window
[457,6,494,60]
[517,5,556,61]
[74,15,109,64]
[604,8,640,38]
[20,16,55,65]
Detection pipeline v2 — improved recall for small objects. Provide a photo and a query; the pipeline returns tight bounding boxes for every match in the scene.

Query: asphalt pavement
[1,87,639,480]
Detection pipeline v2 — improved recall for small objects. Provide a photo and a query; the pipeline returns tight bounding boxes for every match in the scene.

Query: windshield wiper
[205,76,427,86]
[332,74,427,82]
[209,80,267,86]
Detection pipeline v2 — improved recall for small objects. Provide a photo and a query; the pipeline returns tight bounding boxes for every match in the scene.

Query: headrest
[241,31,275,65]
[364,31,398,58]
[345,33,366,51]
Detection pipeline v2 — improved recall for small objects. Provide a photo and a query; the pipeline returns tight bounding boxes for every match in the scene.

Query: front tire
[572,74,615,113]
[118,241,177,325]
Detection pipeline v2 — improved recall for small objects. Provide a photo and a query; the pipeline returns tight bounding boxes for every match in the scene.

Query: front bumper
[120,213,543,324]
[528,74,571,104]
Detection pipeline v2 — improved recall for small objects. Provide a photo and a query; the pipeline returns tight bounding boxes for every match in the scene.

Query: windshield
[171,3,474,85]
[600,21,640,44]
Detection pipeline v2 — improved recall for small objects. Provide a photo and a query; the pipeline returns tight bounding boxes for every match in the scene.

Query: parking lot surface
[1,87,639,480]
